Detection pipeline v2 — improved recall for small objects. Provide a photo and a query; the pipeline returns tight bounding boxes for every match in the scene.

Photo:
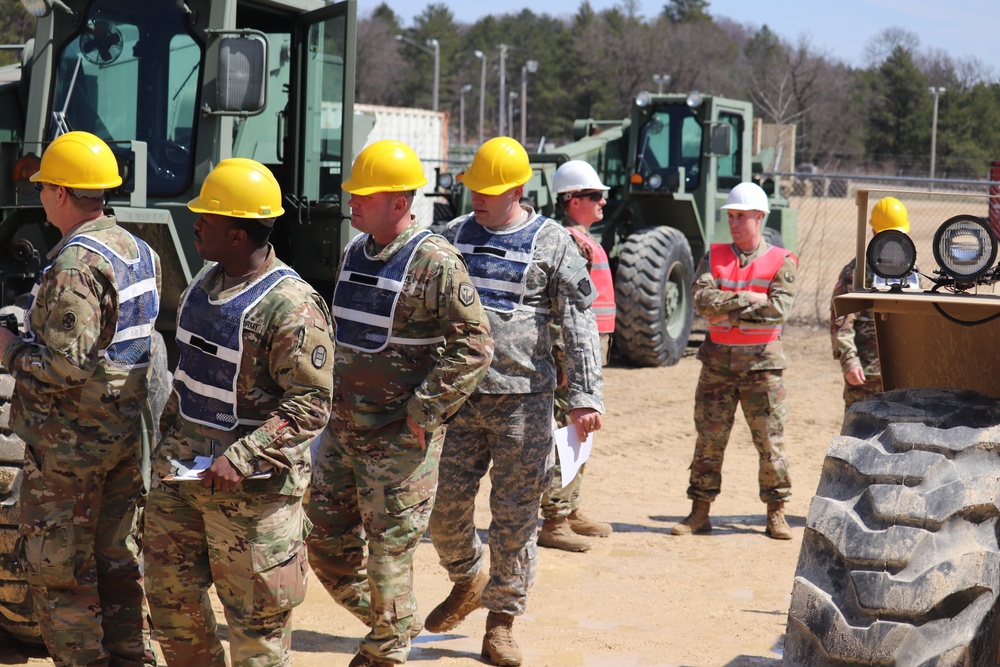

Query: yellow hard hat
[870,196,909,234]
[30,131,123,189]
[343,140,428,195]
[188,158,285,218]
[461,136,532,195]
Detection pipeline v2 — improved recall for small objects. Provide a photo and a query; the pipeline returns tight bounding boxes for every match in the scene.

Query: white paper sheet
[553,426,594,488]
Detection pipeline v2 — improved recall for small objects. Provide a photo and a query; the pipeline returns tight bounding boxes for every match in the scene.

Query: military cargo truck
[435,91,798,367]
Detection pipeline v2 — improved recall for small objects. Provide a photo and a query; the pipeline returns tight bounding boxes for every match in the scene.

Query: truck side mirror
[203,33,268,116]
[708,124,732,157]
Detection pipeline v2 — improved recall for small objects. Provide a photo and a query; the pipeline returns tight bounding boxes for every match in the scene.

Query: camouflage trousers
[19,432,154,667]
[844,375,883,410]
[143,484,309,667]
[306,419,443,663]
[429,392,554,616]
[540,333,609,520]
[687,365,791,504]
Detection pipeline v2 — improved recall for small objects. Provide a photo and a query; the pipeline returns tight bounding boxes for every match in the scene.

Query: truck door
[278,0,357,297]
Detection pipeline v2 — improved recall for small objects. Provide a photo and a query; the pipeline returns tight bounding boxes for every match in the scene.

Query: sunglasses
[572,191,606,202]
[32,182,44,193]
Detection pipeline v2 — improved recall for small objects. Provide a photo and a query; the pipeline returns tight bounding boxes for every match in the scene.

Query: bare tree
[862,27,920,68]
[355,13,406,105]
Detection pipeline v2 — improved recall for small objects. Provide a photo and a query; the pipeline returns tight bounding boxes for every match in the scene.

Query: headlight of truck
[866,230,916,280]
[932,214,997,281]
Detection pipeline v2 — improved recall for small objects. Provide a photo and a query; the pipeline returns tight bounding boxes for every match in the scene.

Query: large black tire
[785,388,1000,666]
[0,327,170,645]
[613,226,694,366]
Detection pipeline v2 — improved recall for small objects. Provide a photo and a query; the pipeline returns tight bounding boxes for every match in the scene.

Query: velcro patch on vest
[458,282,476,307]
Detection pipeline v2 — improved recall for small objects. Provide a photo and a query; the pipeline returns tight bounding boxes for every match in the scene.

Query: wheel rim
[664,260,688,338]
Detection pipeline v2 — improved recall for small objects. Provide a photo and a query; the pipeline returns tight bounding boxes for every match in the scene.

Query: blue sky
[363,0,1000,74]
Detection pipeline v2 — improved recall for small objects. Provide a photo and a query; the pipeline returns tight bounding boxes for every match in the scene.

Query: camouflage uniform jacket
[830,258,879,377]
[154,247,334,497]
[3,215,163,447]
[693,240,798,372]
[330,218,494,431]
[444,208,604,413]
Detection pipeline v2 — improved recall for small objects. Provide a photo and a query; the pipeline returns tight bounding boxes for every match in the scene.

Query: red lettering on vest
[708,244,793,346]
[567,227,616,333]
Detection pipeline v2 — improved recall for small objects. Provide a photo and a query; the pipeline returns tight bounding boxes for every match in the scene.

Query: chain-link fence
[778,172,1000,327]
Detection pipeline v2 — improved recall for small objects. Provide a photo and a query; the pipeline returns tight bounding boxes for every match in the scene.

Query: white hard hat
[553,160,609,194]
[720,182,770,213]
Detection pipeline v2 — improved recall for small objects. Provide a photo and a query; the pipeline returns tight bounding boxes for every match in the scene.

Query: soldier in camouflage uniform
[0,132,159,667]
[671,182,798,541]
[831,197,916,410]
[538,160,616,553]
[305,141,493,667]
[142,159,334,667]
[426,137,604,667]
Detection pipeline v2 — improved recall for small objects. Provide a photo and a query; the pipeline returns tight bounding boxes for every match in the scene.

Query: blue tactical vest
[453,214,548,313]
[174,265,299,430]
[23,233,159,370]
[332,230,444,352]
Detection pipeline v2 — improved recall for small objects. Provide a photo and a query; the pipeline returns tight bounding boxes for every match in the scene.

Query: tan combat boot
[424,568,488,633]
[567,509,613,537]
[482,611,522,666]
[766,501,793,540]
[348,652,394,667]
[538,517,592,552]
[670,500,712,536]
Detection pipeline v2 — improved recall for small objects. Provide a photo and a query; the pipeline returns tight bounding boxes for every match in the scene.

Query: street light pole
[653,73,670,95]
[395,34,440,111]
[520,60,538,147]
[929,86,945,180]
[498,43,509,137]
[475,50,486,145]
[508,91,518,142]
[459,83,472,146]
[429,38,440,112]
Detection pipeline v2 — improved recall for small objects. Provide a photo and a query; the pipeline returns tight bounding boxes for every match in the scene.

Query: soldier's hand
[406,415,427,451]
[845,366,866,386]
[201,455,244,491]
[706,313,729,325]
[747,291,768,305]
[569,408,602,441]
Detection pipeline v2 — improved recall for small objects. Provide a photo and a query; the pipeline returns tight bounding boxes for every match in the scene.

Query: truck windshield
[636,105,703,191]
[52,0,201,196]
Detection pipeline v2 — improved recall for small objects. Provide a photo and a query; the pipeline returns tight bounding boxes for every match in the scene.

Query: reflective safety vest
[708,243,794,346]
[454,214,548,314]
[566,227,615,333]
[24,233,159,370]
[332,230,444,352]
[174,266,298,430]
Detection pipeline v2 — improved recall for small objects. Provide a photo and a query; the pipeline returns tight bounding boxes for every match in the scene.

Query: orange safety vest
[708,243,795,346]
[567,227,616,333]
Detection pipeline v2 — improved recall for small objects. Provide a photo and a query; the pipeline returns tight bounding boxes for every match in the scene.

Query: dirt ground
[0,322,846,667]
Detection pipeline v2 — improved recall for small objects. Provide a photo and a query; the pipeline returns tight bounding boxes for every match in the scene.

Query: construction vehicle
[435,91,797,367]
[0,0,359,644]
[784,189,1000,665]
